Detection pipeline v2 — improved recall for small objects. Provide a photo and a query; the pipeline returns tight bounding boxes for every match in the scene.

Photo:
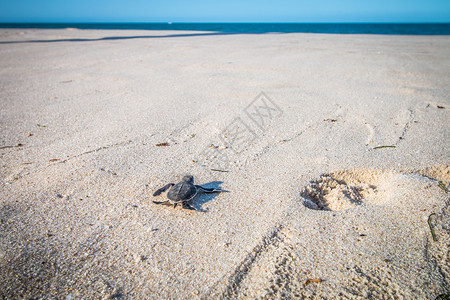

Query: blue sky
[0,0,449,23]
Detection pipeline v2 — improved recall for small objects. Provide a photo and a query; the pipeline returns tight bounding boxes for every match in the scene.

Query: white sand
[0,29,449,298]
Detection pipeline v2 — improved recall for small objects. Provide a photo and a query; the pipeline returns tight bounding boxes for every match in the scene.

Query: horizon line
[1,21,450,24]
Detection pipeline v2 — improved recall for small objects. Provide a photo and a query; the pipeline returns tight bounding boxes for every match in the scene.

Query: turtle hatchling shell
[167,181,198,202]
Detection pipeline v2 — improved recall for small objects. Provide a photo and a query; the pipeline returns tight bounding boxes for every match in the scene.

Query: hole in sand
[301,165,449,211]
[300,169,388,211]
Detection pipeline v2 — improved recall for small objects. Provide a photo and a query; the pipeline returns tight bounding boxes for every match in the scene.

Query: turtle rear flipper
[182,202,197,210]
[153,200,172,206]
[196,185,228,193]
[153,183,174,196]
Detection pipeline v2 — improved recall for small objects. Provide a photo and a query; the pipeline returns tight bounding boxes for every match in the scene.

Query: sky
[0,0,449,23]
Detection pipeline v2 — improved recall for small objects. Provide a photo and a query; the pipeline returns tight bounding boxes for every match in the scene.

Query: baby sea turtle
[152,175,226,210]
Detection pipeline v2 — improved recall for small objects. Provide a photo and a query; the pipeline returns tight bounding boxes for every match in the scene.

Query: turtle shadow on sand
[190,181,227,212]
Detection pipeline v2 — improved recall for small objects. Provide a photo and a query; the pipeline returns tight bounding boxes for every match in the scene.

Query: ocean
[0,22,449,35]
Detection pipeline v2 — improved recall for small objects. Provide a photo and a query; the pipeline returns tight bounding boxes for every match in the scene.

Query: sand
[0,28,449,299]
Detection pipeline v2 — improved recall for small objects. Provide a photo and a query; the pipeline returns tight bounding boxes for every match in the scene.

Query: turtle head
[182,175,194,184]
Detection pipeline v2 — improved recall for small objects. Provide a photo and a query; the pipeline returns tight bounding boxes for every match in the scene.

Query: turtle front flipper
[153,183,175,196]
[153,200,172,206]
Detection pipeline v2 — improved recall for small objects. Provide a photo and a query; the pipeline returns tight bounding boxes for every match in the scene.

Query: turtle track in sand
[203,225,286,299]
[203,221,416,299]
[203,225,338,299]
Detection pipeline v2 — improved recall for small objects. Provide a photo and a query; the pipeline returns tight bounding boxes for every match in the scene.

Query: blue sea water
[0,22,449,35]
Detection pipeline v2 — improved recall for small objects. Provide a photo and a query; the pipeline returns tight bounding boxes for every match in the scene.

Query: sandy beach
[0,28,449,298]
